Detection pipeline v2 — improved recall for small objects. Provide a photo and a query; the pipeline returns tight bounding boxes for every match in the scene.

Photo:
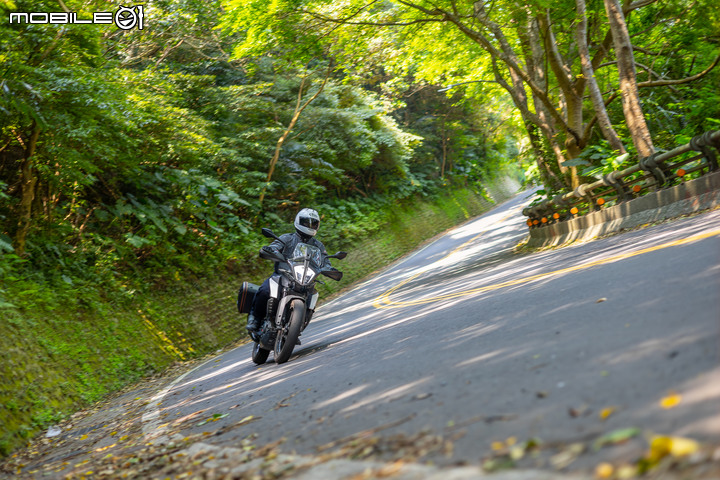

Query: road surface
[146,192,720,468]
[7,192,720,478]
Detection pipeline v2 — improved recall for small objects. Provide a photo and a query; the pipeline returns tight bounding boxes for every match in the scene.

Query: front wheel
[274,299,304,364]
[252,342,270,365]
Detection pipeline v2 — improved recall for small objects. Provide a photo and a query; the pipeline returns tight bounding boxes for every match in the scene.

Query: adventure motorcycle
[237,228,347,365]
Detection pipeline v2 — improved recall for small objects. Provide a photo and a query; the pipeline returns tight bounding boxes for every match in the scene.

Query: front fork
[302,309,314,331]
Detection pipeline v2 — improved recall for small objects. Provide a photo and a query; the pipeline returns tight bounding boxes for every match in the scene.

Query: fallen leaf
[482,456,515,472]
[595,462,614,478]
[599,407,616,420]
[648,435,699,460]
[491,441,505,451]
[660,393,682,409]
[377,460,405,476]
[616,464,637,479]
[237,415,259,427]
[550,443,585,470]
[509,445,525,461]
[593,427,641,450]
[596,298,607,303]
[568,405,589,418]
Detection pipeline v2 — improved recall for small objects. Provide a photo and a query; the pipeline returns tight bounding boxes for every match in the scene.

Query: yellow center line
[373,227,720,310]
[372,211,517,309]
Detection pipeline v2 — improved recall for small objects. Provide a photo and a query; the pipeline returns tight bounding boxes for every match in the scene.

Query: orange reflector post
[570,207,579,215]
[633,185,642,193]
[677,168,686,177]
[597,198,605,206]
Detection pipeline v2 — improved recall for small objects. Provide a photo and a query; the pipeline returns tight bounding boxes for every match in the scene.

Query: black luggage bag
[237,282,259,314]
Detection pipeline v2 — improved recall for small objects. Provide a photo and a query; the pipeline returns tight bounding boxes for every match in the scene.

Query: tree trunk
[518,16,559,188]
[536,11,581,187]
[576,0,626,154]
[603,0,654,157]
[491,53,570,190]
[440,116,447,178]
[14,122,41,257]
[526,123,565,191]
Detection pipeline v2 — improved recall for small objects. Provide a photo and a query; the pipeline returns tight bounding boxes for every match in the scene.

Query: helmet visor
[299,216,319,230]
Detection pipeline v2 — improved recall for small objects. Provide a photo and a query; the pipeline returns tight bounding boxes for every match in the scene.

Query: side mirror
[328,251,348,260]
[261,228,284,244]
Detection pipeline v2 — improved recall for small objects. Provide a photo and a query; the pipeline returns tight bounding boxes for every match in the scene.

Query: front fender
[274,295,306,327]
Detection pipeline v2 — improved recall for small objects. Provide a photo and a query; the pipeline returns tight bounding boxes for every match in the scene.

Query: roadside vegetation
[1,0,717,458]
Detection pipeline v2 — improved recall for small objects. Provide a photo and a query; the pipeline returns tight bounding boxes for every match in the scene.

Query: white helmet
[294,208,320,237]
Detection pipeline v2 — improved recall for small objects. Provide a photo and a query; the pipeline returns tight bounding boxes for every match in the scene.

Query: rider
[247,208,330,334]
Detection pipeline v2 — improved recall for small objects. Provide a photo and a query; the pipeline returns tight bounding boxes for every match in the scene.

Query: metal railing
[522,130,720,227]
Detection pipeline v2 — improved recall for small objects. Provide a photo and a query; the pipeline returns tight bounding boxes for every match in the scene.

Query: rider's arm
[267,233,294,255]
[268,238,284,253]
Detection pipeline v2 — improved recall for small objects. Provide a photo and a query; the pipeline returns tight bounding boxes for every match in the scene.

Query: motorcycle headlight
[293,265,317,285]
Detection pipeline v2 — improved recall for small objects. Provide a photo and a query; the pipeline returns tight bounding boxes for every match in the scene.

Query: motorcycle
[238,228,347,365]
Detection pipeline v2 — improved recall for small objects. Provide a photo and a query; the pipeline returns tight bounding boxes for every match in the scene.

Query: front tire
[252,342,270,365]
[274,299,304,364]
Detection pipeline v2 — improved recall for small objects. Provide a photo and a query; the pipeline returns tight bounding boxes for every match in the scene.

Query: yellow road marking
[372,211,516,309]
[374,228,720,309]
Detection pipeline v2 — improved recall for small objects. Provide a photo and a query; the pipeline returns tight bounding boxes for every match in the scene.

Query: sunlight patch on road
[314,384,370,409]
[455,349,506,368]
[372,211,519,309]
[374,228,720,310]
[337,377,431,414]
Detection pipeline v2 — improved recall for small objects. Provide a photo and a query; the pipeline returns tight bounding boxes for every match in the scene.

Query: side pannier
[237,282,259,314]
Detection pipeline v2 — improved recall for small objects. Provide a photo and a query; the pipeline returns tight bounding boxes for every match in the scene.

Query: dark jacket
[267,232,331,274]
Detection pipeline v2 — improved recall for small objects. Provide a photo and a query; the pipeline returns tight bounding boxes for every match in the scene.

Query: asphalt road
[140,192,720,471]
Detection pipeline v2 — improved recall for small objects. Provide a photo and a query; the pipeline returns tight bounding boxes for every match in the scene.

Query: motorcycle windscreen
[292,243,323,266]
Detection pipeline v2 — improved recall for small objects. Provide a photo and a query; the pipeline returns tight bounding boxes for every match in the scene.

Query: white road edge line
[141,355,219,443]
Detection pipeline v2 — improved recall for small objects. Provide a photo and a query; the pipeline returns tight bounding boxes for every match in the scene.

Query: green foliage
[562,143,633,180]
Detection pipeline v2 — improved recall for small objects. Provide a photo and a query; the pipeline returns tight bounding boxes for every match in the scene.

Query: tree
[260,65,331,204]
[226,0,720,190]
[602,0,654,157]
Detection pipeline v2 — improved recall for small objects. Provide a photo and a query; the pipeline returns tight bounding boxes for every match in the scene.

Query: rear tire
[274,299,304,364]
[252,342,270,365]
